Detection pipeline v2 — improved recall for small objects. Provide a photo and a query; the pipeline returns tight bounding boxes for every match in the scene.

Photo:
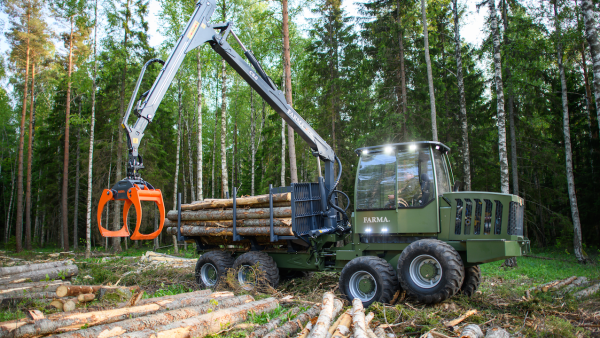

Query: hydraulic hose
[327,156,351,230]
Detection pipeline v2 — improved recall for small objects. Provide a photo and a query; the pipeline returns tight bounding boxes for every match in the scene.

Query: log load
[167,207,291,221]
[0,264,78,285]
[0,260,72,277]
[181,193,291,211]
[118,298,279,338]
[164,218,292,227]
[166,226,294,237]
[1,291,235,338]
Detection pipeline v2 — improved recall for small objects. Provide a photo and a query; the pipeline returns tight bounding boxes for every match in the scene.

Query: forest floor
[0,245,599,337]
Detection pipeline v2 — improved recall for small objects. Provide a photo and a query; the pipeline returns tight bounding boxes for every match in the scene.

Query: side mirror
[453,181,461,192]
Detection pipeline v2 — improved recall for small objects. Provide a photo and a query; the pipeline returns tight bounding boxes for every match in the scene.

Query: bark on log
[118,298,279,338]
[2,292,235,338]
[0,280,69,293]
[56,285,104,297]
[116,289,212,308]
[351,298,369,338]
[0,261,71,277]
[249,201,291,208]
[311,295,342,338]
[331,312,352,338]
[165,218,292,228]
[297,319,315,338]
[484,327,509,338]
[167,207,291,221]
[541,280,561,292]
[249,307,301,337]
[373,325,387,338]
[263,304,321,338]
[77,294,95,303]
[182,193,291,210]
[0,291,56,300]
[166,226,294,237]
[550,276,577,291]
[574,282,600,299]
[562,276,588,293]
[327,310,347,338]
[444,309,477,327]
[459,324,483,338]
[0,265,78,285]
[52,295,253,338]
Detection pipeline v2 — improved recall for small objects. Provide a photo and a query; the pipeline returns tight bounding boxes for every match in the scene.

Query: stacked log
[165,193,294,245]
[0,260,77,285]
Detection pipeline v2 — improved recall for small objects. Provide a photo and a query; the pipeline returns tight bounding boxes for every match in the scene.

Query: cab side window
[397,149,435,207]
[356,153,397,210]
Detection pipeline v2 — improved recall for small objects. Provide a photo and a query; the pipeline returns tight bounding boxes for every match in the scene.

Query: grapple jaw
[97,178,165,240]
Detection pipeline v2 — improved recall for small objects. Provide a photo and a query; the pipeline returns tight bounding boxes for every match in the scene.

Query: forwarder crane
[98,0,528,307]
[97,0,349,243]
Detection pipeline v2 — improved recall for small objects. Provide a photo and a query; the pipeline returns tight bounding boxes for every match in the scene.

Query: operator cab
[353,142,454,237]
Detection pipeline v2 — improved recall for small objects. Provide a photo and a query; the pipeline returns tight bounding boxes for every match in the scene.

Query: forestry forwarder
[97,0,529,306]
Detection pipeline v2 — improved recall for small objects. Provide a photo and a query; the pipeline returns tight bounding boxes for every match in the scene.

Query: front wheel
[339,256,399,307]
[397,239,464,304]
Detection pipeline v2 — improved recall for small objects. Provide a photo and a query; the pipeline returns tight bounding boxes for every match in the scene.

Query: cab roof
[354,141,451,155]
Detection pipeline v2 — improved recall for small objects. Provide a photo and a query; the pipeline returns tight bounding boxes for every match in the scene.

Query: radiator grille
[452,198,504,237]
[292,183,323,236]
[474,199,482,235]
[454,199,463,235]
[464,199,472,235]
[484,199,492,235]
[508,201,524,236]
[494,200,503,235]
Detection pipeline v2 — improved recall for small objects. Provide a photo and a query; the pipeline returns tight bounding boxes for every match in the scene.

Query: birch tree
[554,0,586,263]
[581,0,600,132]
[282,0,298,183]
[172,82,183,254]
[488,0,510,194]
[196,51,203,201]
[452,0,470,191]
[220,59,229,198]
[421,0,437,142]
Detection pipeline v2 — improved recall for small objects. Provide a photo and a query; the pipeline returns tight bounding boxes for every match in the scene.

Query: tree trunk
[555,1,586,263]
[452,0,471,191]
[0,260,71,276]
[167,207,292,221]
[396,0,407,139]
[85,0,98,259]
[0,265,78,285]
[61,18,75,252]
[15,13,31,253]
[281,0,298,183]
[211,107,217,199]
[25,63,36,250]
[56,285,135,297]
[311,293,343,338]
[105,132,114,251]
[197,52,203,201]
[185,120,195,202]
[5,158,16,244]
[421,0,437,142]
[166,226,293,237]
[73,99,81,249]
[281,118,286,187]
[220,60,229,197]
[172,83,183,254]
[164,218,292,227]
[33,168,41,243]
[581,0,600,133]
[489,0,510,194]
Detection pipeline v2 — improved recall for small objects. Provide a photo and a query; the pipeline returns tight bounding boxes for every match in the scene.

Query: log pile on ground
[525,275,599,299]
[165,193,293,246]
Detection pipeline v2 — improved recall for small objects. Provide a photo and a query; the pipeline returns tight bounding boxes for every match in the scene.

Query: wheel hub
[200,263,218,287]
[349,271,377,302]
[409,255,442,289]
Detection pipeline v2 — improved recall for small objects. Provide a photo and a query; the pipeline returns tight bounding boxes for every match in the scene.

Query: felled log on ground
[351,298,369,338]
[444,309,477,327]
[56,285,103,297]
[484,327,509,338]
[0,264,78,285]
[117,289,212,307]
[331,311,353,338]
[165,218,292,228]
[118,298,279,338]
[311,292,343,338]
[0,280,70,296]
[263,304,321,338]
[52,295,252,338]
[549,276,577,291]
[77,294,95,303]
[166,226,294,237]
[167,207,292,221]
[0,292,57,308]
[562,276,589,293]
[574,283,600,299]
[327,310,348,338]
[181,193,291,211]
[49,299,77,312]
[0,260,71,277]
[458,324,483,338]
[2,291,235,338]
[249,307,301,338]
[296,318,316,338]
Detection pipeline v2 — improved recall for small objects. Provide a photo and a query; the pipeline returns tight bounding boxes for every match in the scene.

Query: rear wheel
[397,239,464,304]
[195,251,234,289]
[339,256,399,307]
[461,266,481,297]
[232,252,280,290]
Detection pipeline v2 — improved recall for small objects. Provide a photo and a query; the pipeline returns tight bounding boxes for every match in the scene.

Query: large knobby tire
[397,239,464,304]
[461,266,481,297]
[232,252,280,289]
[339,256,399,308]
[195,251,234,289]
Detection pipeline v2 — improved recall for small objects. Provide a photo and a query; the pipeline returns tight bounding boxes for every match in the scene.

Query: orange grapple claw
[97,180,165,241]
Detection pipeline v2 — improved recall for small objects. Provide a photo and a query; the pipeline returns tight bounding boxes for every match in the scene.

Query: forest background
[0,0,598,262]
